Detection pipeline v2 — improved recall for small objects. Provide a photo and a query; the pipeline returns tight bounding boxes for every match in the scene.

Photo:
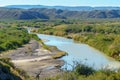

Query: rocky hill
[5,5,120,11]
[0,8,120,20]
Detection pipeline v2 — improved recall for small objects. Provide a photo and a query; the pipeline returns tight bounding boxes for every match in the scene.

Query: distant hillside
[0,8,120,20]
[0,8,49,20]
[5,5,120,11]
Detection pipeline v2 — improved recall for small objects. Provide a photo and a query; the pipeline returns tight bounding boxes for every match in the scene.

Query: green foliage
[43,63,120,80]
[0,27,30,53]
[42,42,51,51]
[74,64,95,76]
[29,34,40,41]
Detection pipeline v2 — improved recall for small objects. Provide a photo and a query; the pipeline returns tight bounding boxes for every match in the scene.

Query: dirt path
[12,56,51,63]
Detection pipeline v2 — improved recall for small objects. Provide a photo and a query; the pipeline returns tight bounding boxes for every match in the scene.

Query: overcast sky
[0,0,120,7]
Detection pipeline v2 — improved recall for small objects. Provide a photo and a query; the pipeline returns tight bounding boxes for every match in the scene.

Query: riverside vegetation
[29,19,120,61]
[1,19,120,80]
[0,27,30,53]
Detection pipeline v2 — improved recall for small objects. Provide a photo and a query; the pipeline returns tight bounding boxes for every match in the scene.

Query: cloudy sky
[0,0,120,7]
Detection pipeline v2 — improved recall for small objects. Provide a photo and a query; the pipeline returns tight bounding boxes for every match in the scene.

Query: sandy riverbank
[2,40,64,78]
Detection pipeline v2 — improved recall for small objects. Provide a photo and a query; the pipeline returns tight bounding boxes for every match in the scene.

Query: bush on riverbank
[0,27,30,53]
[72,33,120,61]
[29,34,40,41]
[41,63,120,80]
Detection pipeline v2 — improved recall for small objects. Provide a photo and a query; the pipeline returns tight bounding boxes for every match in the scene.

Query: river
[37,34,120,71]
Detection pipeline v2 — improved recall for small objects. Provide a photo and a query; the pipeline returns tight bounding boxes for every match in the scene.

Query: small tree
[74,64,95,76]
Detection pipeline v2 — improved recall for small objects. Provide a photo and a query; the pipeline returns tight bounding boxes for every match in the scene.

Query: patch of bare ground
[2,40,64,78]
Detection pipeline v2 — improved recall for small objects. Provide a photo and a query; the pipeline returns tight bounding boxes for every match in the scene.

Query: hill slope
[5,5,120,11]
[0,58,23,80]
[0,8,120,20]
[0,8,49,20]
